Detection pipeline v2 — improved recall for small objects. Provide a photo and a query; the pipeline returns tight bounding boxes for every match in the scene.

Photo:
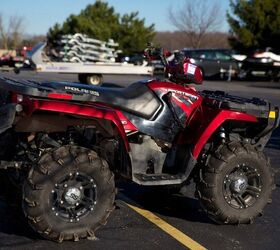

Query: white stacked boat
[25,35,154,86]
[58,33,122,63]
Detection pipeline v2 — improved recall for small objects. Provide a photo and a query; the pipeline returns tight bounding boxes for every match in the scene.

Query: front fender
[192,110,258,159]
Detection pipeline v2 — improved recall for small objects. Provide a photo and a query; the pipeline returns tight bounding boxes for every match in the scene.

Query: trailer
[24,43,154,86]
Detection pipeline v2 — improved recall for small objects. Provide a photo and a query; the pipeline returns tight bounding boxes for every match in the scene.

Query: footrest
[133,173,186,186]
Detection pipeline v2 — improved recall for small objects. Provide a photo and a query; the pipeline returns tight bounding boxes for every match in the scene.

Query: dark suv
[182,49,239,78]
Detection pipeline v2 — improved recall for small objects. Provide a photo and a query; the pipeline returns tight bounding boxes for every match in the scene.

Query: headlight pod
[189,58,196,64]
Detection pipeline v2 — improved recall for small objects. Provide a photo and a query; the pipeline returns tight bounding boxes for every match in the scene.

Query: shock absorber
[218,127,226,143]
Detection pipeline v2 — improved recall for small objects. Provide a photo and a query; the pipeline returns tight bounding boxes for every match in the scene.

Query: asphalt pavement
[0,71,279,250]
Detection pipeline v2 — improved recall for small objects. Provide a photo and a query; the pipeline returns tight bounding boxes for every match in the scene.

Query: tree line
[47,1,155,55]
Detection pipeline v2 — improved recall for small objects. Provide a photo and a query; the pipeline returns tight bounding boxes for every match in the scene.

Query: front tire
[197,142,274,224]
[23,146,115,242]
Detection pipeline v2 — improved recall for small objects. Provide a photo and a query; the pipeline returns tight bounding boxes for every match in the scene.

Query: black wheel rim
[51,172,97,222]
[223,163,262,209]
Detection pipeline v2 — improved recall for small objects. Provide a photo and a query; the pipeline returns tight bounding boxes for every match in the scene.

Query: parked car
[0,54,24,68]
[239,49,280,81]
[182,48,239,79]
[120,53,147,65]
[120,52,171,73]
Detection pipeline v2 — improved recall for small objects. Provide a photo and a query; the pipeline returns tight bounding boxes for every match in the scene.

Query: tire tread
[23,145,115,242]
[197,141,274,224]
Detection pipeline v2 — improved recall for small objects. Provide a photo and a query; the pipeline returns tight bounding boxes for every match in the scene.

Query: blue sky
[1,0,230,35]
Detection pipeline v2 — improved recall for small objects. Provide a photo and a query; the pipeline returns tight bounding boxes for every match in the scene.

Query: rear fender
[29,100,137,151]
[192,110,258,159]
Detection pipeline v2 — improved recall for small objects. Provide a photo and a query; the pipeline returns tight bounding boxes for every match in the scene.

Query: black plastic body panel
[124,89,182,142]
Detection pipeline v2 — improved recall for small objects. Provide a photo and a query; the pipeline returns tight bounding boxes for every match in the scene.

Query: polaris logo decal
[64,86,100,96]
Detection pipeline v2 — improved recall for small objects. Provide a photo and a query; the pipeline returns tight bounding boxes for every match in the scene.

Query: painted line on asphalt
[119,195,206,250]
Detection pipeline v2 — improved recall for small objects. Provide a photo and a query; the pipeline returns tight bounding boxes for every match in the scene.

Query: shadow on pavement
[0,200,42,247]
[267,127,280,150]
[117,181,214,225]
[249,84,280,90]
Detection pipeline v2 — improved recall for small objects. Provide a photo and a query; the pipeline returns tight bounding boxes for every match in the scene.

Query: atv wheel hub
[65,187,82,205]
[231,177,248,194]
[223,164,262,209]
[51,172,97,221]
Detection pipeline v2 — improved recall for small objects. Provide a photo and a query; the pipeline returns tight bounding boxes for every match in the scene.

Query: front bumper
[269,109,280,126]
[255,107,279,150]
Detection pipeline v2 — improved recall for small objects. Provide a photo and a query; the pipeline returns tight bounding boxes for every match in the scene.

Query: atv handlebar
[144,45,168,67]
[144,43,203,85]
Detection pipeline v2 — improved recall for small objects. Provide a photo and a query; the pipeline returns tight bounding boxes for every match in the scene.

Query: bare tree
[0,14,8,49]
[0,13,24,49]
[153,31,230,51]
[169,0,223,48]
[9,16,24,49]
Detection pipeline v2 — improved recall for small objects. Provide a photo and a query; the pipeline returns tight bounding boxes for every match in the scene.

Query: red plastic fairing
[47,93,73,100]
[148,79,203,123]
[192,110,258,159]
[170,95,190,114]
[29,100,138,151]
[115,110,139,132]
[183,62,203,84]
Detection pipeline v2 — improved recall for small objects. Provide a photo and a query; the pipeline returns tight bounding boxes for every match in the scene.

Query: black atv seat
[59,81,162,119]
[0,77,162,119]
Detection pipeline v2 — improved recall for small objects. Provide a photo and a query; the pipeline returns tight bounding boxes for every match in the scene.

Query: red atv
[0,46,278,242]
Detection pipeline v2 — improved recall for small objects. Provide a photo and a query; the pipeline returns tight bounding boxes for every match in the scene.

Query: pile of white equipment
[57,33,122,63]
[23,37,153,86]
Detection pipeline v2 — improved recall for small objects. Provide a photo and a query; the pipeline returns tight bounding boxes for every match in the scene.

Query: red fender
[192,110,258,159]
[29,100,137,151]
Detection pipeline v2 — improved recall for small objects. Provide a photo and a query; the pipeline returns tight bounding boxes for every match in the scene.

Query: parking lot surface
[0,72,279,249]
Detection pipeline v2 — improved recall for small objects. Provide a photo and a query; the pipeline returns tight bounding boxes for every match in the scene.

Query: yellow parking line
[123,200,206,250]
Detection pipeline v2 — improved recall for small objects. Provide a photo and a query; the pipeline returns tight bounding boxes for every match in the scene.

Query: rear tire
[197,142,274,224]
[22,146,115,242]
